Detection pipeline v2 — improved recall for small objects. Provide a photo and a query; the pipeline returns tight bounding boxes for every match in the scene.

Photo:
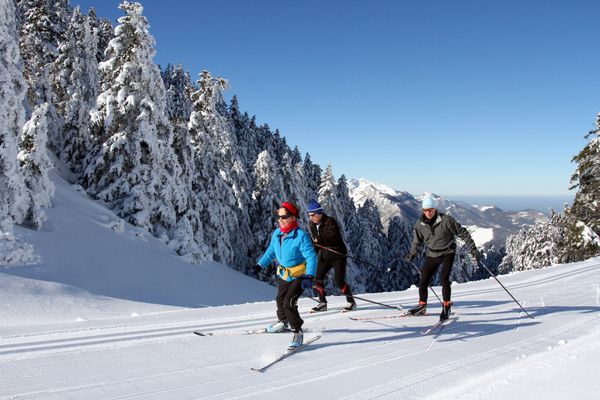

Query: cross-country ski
[251,335,322,372]
[348,312,434,321]
[421,315,458,335]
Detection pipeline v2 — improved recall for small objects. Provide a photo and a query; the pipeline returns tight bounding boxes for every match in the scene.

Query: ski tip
[193,331,211,336]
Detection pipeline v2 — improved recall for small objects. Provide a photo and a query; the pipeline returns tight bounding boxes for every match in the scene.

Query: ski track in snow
[1,260,600,399]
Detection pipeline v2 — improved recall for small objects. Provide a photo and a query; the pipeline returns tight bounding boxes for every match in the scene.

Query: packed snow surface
[1,175,599,399]
[1,259,599,399]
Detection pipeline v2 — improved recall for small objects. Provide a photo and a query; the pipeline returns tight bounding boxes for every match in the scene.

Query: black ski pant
[275,277,304,332]
[313,257,354,303]
[419,253,456,303]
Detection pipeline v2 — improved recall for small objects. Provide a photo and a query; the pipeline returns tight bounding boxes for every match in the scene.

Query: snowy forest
[1,0,599,294]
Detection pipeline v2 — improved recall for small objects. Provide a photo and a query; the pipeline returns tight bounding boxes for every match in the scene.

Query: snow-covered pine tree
[448,242,477,283]
[302,153,321,197]
[84,1,186,243]
[87,7,113,63]
[16,0,68,155]
[251,150,285,279]
[16,0,68,104]
[52,6,99,175]
[383,216,415,291]
[559,212,600,262]
[171,120,212,262]
[18,103,55,230]
[161,64,194,125]
[161,64,202,259]
[354,199,388,292]
[280,151,310,216]
[0,0,29,226]
[567,113,600,243]
[334,174,366,291]
[188,69,253,266]
[317,164,343,221]
[499,211,568,272]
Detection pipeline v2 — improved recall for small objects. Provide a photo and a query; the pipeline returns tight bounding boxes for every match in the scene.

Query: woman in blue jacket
[254,201,317,348]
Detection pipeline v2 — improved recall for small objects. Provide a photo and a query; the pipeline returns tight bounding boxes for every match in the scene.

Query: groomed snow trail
[1,258,599,400]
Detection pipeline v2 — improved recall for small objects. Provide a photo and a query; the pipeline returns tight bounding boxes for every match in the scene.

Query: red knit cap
[281,202,299,217]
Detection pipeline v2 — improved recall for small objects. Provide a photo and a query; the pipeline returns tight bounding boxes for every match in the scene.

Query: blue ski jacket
[257,227,317,282]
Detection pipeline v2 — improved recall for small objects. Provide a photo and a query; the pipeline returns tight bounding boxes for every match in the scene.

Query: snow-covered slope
[0,172,273,327]
[348,178,547,248]
[1,256,599,399]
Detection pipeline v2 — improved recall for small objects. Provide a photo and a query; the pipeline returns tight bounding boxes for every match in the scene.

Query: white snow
[1,173,600,399]
[467,225,495,247]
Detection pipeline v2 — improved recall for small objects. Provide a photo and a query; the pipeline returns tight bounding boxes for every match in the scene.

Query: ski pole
[313,243,381,269]
[325,288,402,310]
[409,262,443,304]
[304,288,320,303]
[477,260,534,319]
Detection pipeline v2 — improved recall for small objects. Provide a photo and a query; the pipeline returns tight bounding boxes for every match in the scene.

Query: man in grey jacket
[406,196,482,320]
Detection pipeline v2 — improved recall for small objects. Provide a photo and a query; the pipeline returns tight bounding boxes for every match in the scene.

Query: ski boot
[310,302,328,313]
[266,320,289,333]
[408,301,427,316]
[288,330,303,349]
[440,301,452,321]
[341,300,357,312]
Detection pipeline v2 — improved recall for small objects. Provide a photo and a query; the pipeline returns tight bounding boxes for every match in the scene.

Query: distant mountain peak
[349,177,547,248]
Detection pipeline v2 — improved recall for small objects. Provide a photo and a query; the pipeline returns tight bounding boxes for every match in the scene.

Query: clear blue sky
[71,0,600,197]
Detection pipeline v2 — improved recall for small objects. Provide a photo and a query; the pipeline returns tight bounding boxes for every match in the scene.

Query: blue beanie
[422,196,436,209]
[307,199,323,214]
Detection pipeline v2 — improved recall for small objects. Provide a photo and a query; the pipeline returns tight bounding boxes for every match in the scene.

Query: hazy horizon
[447,194,573,215]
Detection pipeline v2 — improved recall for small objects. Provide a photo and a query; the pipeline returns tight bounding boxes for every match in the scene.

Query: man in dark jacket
[306,199,356,312]
[406,196,482,320]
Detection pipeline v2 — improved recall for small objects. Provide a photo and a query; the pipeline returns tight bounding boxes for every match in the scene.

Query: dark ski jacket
[409,211,476,258]
[308,214,348,262]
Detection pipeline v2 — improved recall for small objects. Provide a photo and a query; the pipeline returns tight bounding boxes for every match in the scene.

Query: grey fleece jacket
[409,212,476,258]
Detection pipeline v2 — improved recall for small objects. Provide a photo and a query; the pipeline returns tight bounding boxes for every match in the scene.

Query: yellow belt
[277,263,307,280]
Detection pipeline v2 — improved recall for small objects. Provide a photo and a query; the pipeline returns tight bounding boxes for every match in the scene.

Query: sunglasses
[423,208,436,213]
[308,213,318,217]
[277,214,292,220]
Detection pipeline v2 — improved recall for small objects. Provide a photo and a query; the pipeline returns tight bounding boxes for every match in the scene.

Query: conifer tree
[335,175,360,246]
[0,0,29,225]
[302,153,321,197]
[18,103,55,230]
[188,69,252,266]
[161,64,194,124]
[354,199,388,292]
[383,216,415,291]
[568,114,600,238]
[500,212,569,272]
[52,6,99,175]
[16,0,67,153]
[250,150,285,276]
[333,174,366,290]
[17,0,69,108]
[317,164,342,220]
[87,8,113,63]
[85,1,186,241]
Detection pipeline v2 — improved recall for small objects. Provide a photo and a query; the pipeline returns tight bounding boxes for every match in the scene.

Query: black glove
[470,248,482,262]
[301,275,314,290]
[251,264,263,276]
[405,253,416,263]
[264,264,275,277]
